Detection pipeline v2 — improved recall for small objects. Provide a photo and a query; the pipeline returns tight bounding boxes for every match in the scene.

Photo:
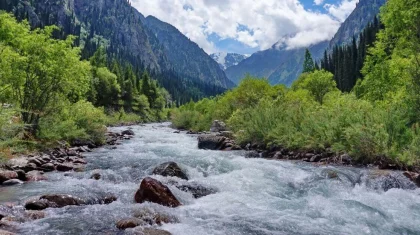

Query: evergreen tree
[302,49,315,73]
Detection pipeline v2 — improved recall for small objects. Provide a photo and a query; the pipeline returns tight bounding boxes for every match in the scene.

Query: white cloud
[314,0,325,6]
[325,0,359,22]
[131,0,358,54]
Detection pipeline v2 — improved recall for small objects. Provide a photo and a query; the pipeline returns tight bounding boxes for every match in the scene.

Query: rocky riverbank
[182,120,420,189]
[0,129,135,186]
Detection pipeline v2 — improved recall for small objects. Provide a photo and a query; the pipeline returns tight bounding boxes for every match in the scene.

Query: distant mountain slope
[142,16,234,88]
[226,0,386,86]
[210,53,248,70]
[225,41,328,86]
[329,0,386,48]
[1,0,231,102]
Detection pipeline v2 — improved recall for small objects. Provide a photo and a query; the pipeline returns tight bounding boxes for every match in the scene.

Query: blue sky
[132,0,358,55]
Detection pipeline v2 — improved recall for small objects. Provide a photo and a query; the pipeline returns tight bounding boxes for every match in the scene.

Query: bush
[39,100,107,144]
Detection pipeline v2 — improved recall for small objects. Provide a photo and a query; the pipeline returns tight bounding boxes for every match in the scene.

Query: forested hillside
[0,0,229,104]
[172,0,420,168]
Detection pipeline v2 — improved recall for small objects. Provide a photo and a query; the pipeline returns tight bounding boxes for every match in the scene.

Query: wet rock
[22,163,37,173]
[176,183,217,198]
[85,195,117,205]
[116,218,145,230]
[40,163,55,172]
[25,199,50,210]
[134,177,181,207]
[1,179,23,186]
[0,171,18,184]
[133,208,179,226]
[173,130,180,134]
[152,162,188,180]
[365,170,416,191]
[323,169,339,179]
[0,229,16,235]
[217,131,234,139]
[25,171,47,182]
[24,210,45,220]
[14,170,26,181]
[210,120,227,132]
[245,151,260,158]
[40,194,85,208]
[71,139,96,148]
[131,228,172,235]
[122,129,135,136]
[90,172,101,180]
[198,135,226,150]
[27,158,43,167]
[56,163,74,172]
[403,171,420,187]
[310,155,322,162]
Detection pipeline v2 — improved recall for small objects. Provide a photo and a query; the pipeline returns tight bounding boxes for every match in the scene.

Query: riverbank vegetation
[0,12,170,161]
[172,0,420,166]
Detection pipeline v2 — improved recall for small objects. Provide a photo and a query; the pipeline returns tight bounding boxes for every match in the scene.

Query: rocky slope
[210,53,248,70]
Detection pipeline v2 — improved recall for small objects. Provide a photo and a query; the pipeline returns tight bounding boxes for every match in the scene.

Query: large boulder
[210,120,227,133]
[198,135,226,150]
[152,162,188,180]
[134,177,181,207]
[0,171,18,184]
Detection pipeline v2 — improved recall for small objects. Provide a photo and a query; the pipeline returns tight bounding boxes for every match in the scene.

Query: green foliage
[302,49,315,73]
[39,101,107,144]
[292,70,338,104]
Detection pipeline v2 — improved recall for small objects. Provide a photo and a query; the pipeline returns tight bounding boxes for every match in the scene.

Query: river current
[1,123,420,235]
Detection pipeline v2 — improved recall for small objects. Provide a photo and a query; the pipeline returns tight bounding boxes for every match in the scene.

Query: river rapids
[1,123,420,235]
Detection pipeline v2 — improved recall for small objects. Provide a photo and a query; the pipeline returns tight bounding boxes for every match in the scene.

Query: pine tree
[302,49,315,73]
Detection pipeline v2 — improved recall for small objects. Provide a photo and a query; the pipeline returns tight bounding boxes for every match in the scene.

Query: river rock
[210,120,227,132]
[1,179,23,186]
[197,135,226,150]
[0,171,18,184]
[176,183,217,199]
[56,163,74,172]
[152,162,188,180]
[131,228,172,235]
[133,208,179,226]
[122,129,135,136]
[24,210,46,220]
[40,163,55,172]
[134,177,181,207]
[364,170,416,191]
[90,172,101,180]
[0,230,16,235]
[403,171,420,187]
[71,139,96,148]
[116,218,145,230]
[25,171,47,182]
[25,199,50,210]
[40,194,85,207]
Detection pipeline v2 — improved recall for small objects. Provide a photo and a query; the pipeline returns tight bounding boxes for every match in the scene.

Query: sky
[131,0,359,55]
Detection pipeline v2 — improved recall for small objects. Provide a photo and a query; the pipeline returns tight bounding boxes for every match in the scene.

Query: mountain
[1,0,232,102]
[210,53,248,70]
[329,0,387,48]
[226,0,386,86]
[225,41,329,86]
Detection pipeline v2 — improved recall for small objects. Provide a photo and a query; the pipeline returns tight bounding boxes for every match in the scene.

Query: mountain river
[1,123,420,235]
